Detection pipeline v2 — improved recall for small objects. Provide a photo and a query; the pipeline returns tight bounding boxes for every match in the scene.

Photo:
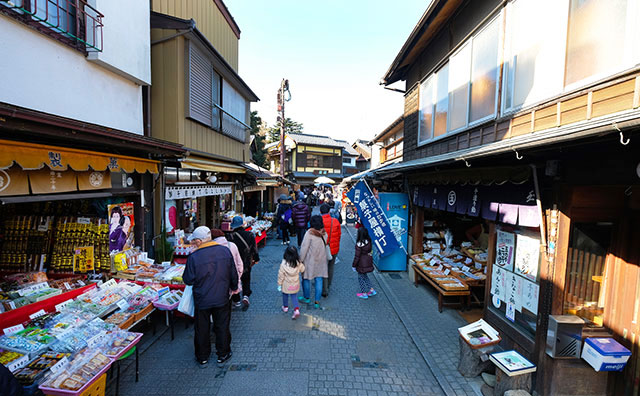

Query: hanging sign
[506,271,523,312]
[522,279,540,314]
[346,180,400,258]
[515,234,540,282]
[165,185,232,200]
[495,231,515,271]
[491,267,506,301]
[73,246,95,273]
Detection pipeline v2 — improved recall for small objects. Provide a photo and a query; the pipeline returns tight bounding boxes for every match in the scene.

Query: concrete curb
[343,225,456,396]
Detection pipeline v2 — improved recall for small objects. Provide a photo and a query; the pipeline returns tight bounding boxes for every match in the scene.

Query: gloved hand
[352,267,357,272]
[277,285,282,292]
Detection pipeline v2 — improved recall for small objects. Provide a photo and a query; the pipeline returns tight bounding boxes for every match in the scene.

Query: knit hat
[188,226,211,242]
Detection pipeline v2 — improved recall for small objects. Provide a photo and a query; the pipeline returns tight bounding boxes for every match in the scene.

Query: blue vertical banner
[377,192,409,271]
[346,180,400,258]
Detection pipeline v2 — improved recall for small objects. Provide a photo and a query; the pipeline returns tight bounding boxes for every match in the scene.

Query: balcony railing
[213,103,249,143]
[0,0,103,52]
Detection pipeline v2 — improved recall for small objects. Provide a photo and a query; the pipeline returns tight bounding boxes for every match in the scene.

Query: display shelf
[125,308,155,331]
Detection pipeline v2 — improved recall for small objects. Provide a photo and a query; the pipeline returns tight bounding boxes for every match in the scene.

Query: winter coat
[277,260,305,294]
[214,236,243,294]
[322,214,341,256]
[227,229,260,271]
[291,201,311,228]
[183,241,238,309]
[299,229,328,279]
[352,240,374,274]
[276,203,292,230]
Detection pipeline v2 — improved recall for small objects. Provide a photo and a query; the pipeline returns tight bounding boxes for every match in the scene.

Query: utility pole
[277,79,290,178]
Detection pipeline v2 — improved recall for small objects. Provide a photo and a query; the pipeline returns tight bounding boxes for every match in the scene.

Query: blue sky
[226,1,430,143]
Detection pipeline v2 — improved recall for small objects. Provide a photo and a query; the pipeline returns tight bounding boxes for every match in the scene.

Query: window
[448,43,472,131]
[470,19,500,122]
[418,76,435,142]
[563,222,612,326]
[188,41,249,142]
[564,0,634,87]
[503,0,640,112]
[417,16,501,144]
[342,157,351,164]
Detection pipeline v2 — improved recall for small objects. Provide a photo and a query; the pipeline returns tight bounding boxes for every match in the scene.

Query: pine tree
[250,111,268,168]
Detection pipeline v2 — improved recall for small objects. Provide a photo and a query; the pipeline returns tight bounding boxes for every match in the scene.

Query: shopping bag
[177,285,194,317]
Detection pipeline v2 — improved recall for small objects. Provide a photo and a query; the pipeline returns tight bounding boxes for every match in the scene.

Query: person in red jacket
[320,203,341,297]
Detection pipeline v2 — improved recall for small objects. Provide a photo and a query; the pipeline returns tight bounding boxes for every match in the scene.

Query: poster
[506,271,523,312]
[491,266,506,301]
[495,231,515,271]
[108,202,135,252]
[522,279,540,314]
[514,234,540,282]
[73,246,94,272]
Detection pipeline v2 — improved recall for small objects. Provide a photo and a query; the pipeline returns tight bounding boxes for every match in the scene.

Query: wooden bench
[412,264,470,312]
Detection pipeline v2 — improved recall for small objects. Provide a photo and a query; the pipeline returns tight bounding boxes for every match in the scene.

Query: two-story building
[0,0,184,271]
[149,0,258,231]
[351,139,372,171]
[379,1,640,394]
[370,116,404,168]
[267,133,344,186]
[336,140,360,178]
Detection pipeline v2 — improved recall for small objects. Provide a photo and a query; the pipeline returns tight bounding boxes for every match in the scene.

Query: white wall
[370,144,381,168]
[0,16,144,135]
[87,0,151,85]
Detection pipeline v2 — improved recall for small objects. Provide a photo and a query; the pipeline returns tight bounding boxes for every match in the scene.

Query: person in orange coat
[320,203,341,297]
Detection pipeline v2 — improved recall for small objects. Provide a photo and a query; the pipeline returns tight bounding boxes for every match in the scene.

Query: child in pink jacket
[277,246,305,319]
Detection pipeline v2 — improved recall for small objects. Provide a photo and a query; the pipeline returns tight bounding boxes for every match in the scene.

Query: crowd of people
[181,187,378,370]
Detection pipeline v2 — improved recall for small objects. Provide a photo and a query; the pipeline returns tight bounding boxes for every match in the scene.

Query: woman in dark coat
[352,227,377,299]
[276,194,292,245]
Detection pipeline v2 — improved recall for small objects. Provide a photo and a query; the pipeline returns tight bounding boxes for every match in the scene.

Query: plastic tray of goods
[153,299,180,311]
[38,357,113,396]
[105,332,143,360]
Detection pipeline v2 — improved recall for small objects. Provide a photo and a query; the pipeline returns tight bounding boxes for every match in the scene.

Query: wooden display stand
[494,367,532,396]
[413,264,470,312]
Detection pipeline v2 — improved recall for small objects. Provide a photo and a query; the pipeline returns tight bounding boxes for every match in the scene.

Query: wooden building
[267,133,344,185]
[149,0,259,231]
[378,0,640,394]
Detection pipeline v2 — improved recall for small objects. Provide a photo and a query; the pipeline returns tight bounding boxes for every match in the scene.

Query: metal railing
[213,103,249,143]
[0,0,104,52]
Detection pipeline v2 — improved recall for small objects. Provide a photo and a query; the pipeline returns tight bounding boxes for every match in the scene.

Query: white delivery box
[581,337,631,372]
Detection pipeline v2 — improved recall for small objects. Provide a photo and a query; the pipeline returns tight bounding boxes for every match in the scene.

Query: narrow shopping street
[109,223,481,396]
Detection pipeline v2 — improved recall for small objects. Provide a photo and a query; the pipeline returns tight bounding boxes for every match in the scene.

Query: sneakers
[232,301,242,309]
[314,302,321,309]
[198,360,208,369]
[241,296,250,311]
[298,296,311,304]
[217,352,232,365]
[292,308,300,320]
[357,293,369,299]
[282,305,289,313]
[367,289,377,297]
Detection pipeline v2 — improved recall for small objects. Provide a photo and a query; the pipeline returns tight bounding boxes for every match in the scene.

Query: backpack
[282,208,293,224]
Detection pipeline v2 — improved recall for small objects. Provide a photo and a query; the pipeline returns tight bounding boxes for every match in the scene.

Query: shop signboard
[495,231,515,271]
[346,180,401,259]
[73,246,95,273]
[107,202,135,253]
[515,234,540,282]
[375,192,409,271]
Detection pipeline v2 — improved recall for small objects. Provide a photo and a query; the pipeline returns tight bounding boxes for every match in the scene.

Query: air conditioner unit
[546,315,584,358]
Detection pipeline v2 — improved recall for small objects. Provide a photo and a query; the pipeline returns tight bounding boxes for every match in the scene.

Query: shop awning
[180,156,246,174]
[0,139,159,173]
[257,179,279,187]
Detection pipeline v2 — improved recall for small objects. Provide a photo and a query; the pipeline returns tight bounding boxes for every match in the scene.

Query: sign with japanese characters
[506,271,523,312]
[522,278,540,314]
[495,231,515,271]
[515,234,540,282]
[346,181,400,257]
[490,266,506,301]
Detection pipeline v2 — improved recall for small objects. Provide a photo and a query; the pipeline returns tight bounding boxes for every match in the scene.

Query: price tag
[78,280,86,286]
[437,265,443,271]
[462,265,471,272]
[484,266,487,274]
[116,299,130,311]
[87,331,107,348]
[444,269,451,276]
[77,217,91,224]
[49,356,69,374]
[63,282,71,290]
[101,279,118,289]
[55,300,73,312]
[3,324,24,335]
[29,309,46,320]
[475,262,482,270]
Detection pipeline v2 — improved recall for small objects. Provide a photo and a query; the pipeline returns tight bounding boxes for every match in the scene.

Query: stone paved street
[109,223,482,396]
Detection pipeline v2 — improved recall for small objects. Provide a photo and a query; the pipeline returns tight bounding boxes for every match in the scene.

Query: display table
[0,283,96,334]
[412,264,470,312]
[245,226,268,248]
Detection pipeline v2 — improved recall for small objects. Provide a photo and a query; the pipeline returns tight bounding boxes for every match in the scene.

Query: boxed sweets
[41,349,111,391]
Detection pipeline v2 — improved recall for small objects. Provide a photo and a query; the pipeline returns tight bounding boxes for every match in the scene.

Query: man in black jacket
[227,216,260,311]
[183,226,238,368]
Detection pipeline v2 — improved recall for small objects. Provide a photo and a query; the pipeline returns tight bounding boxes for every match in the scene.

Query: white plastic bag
[177,285,194,317]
